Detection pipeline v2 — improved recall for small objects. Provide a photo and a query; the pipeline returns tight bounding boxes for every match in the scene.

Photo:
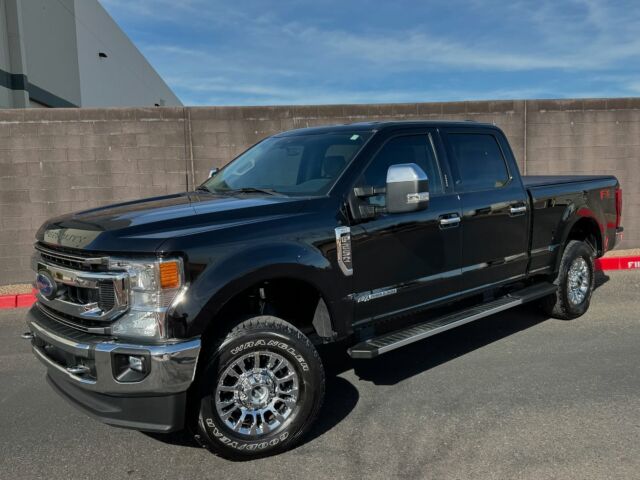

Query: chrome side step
[348,282,557,359]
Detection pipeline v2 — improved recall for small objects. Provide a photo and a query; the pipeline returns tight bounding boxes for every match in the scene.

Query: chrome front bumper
[26,305,201,396]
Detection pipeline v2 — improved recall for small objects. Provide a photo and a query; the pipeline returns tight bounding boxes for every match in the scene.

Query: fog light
[112,352,150,382]
[128,355,145,373]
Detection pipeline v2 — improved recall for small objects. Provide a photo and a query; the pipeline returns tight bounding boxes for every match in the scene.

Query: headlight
[108,257,185,340]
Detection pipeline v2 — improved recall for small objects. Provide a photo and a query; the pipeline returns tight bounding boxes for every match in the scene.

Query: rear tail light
[615,187,622,228]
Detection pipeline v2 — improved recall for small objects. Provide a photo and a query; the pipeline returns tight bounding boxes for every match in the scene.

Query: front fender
[169,241,345,338]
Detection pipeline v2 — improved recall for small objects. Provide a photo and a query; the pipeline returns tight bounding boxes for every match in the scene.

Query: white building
[0,0,181,108]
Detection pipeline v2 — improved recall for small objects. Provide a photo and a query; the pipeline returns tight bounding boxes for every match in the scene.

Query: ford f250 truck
[24,121,623,459]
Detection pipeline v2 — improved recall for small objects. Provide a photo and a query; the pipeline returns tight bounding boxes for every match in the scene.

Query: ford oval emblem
[36,271,57,299]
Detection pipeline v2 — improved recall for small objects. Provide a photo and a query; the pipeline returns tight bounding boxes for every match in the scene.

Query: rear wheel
[540,240,595,319]
[195,316,324,460]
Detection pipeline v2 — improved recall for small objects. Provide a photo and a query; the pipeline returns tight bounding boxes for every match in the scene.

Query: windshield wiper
[225,187,281,196]
[195,185,212,193]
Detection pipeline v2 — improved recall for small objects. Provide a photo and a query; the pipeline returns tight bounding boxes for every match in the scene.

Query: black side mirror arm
[353,186,387,219]
[358,204,386,218]
[353,186,386,198]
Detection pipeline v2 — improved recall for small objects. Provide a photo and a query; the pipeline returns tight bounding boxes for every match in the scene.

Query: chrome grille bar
[33,250,129,324]
[34,243,108,268]
[38,303,109,334]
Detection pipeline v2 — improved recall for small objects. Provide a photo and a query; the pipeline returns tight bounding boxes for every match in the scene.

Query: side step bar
[348,282,557,359]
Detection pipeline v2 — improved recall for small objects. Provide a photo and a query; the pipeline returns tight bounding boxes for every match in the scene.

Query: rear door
[350,129,463,324]
[442,128,530,292]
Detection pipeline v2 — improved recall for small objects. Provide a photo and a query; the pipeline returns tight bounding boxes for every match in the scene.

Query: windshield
[200,131,373,196]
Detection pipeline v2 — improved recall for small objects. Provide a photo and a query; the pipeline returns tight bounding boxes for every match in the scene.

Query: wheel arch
[178,240,345,345]
[564,216,603,256]
[200,272,337,345]
[554,215,603,274]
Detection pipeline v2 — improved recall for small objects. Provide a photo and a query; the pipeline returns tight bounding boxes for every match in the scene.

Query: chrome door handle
[509,206,527,215]
[439,216,461,226]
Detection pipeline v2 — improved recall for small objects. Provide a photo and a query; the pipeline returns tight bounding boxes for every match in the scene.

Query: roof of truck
[275,120,497,137]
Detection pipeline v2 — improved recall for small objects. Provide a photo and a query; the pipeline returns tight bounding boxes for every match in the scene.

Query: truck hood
[37,192,310,252]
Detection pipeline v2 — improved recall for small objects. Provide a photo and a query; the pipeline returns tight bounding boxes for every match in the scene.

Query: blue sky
[100,0,640,106]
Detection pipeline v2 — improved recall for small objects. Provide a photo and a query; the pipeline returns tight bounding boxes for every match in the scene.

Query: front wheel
[540,240,595,319]
[195,316,325,460]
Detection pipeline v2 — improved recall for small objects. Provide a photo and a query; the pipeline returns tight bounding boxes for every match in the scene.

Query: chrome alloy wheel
[567,257,590,305]
[214,351,300,437]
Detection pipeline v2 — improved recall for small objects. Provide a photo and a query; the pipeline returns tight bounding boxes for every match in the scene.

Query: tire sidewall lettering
[230,339,266,355]
[230,338,309,371]
[204,418,290,451]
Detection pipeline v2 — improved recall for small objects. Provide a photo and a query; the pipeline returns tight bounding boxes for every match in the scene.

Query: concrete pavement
[1,271,638,479]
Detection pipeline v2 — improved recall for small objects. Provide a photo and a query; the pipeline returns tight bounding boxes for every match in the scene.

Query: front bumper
[26,305,201,432]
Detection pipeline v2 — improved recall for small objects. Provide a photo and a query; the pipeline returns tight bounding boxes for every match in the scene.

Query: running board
[348,282,557,359]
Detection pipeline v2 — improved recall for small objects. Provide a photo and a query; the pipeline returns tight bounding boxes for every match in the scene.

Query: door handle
[439,216,461,227]
[509,205,527,215]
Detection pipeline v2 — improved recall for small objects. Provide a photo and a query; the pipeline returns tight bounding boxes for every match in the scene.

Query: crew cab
[24,121,623,459]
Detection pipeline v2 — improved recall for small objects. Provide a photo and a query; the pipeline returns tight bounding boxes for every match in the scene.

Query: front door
[349,131,463,325]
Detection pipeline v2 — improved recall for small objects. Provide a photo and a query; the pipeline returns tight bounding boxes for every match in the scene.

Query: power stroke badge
[334,226,353,276]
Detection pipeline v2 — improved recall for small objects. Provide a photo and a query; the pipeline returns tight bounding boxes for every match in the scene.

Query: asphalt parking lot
[1,271,639,480]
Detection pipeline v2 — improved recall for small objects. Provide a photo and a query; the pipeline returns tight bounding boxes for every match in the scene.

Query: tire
[195,315,325,460]
[540,240,596,319]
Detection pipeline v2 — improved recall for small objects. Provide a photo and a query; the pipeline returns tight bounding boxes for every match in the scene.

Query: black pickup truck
[25,121,623,459]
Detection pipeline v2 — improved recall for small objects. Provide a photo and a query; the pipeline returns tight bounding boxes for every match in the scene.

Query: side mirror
[386,163,429,213]
[208,168,219,178]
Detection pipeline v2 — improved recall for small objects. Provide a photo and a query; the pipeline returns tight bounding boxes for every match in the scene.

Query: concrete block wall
[0,107,189,282]
[187,101,525,183]
[524,98,639,253]
[0,98,637,284]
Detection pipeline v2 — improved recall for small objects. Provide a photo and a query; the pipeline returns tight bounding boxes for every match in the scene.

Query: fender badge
[335,226,353,276]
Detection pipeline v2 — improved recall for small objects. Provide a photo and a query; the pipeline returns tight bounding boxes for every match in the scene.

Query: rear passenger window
[447,133,509,192]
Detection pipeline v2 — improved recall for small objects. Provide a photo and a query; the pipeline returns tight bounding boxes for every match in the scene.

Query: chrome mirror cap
[386,163,430,214]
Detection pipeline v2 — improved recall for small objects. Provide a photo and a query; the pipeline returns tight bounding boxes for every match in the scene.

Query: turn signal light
[159,261,180,289]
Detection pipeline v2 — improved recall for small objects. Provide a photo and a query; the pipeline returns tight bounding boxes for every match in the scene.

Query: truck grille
[38,303,111,334]
[98,282,116,310]
[35,243,108,272]
[33,243,129,333]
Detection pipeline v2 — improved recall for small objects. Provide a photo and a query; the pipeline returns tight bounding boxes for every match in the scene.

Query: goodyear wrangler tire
[540,240,595,320]
[196,316,325,460]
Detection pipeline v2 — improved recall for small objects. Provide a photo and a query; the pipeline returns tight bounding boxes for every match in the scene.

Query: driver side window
[360,134,443,204]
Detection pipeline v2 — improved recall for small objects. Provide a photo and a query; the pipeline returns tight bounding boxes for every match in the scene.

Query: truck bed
[522,175,616,188]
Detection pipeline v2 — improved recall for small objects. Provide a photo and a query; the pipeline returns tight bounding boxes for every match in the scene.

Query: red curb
[0,295,17,309]
[16,293,37,308]
[595,257,620,270]
[0,289,36,310]
[1,257,639,310]
[595,256,640,271]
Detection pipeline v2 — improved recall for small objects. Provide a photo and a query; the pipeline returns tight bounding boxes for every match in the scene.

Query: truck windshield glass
[201,132,372,196]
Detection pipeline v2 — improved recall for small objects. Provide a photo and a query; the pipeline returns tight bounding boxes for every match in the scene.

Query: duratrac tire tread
[540,240,595,320]
[194,316,325,460]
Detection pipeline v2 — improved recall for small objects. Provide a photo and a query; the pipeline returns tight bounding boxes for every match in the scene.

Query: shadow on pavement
[351,306,549,386]
[143,274,612,449]
[594,270,610,289]
[142,428,201,449]
[352,271,611,386]
[295,375,359,449]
